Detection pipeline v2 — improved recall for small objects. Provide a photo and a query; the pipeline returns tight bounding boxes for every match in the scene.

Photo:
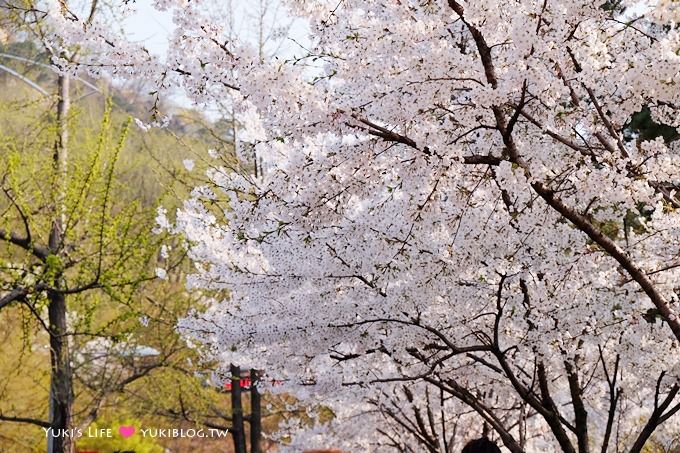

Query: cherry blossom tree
[41,0,680,450]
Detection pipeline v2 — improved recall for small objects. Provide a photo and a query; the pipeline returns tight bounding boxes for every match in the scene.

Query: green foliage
[600,0,626,13]
[624,106,680,144]
[594,219,620,240]
[0,51,236,451]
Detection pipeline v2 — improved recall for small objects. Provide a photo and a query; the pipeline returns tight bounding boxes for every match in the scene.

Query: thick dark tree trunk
[47,290,73,453]
[230,364,247,453]
[249,369,261,453]
[47,74,73,453]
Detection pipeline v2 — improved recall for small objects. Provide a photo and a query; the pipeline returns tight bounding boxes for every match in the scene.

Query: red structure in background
[224,376,253,390]
[223,377,284,391]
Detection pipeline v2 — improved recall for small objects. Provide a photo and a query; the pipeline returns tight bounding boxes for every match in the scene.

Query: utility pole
[250,369,262,453]
[230,364,247,453]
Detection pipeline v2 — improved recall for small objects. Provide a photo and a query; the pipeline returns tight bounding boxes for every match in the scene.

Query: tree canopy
[4,0,680,452]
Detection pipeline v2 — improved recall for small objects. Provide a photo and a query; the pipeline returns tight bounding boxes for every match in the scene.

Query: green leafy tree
[0,41,240,453]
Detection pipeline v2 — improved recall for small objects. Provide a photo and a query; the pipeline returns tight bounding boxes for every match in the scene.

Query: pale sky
[117,0,312,118]
[122,0,174,57]
[121,0,310,60]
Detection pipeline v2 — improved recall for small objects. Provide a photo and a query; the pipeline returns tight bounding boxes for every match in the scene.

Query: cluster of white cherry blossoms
[44,0,680,450]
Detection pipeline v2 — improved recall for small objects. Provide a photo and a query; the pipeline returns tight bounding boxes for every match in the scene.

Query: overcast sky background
[121,0,310,59]
[122,0,173,57]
